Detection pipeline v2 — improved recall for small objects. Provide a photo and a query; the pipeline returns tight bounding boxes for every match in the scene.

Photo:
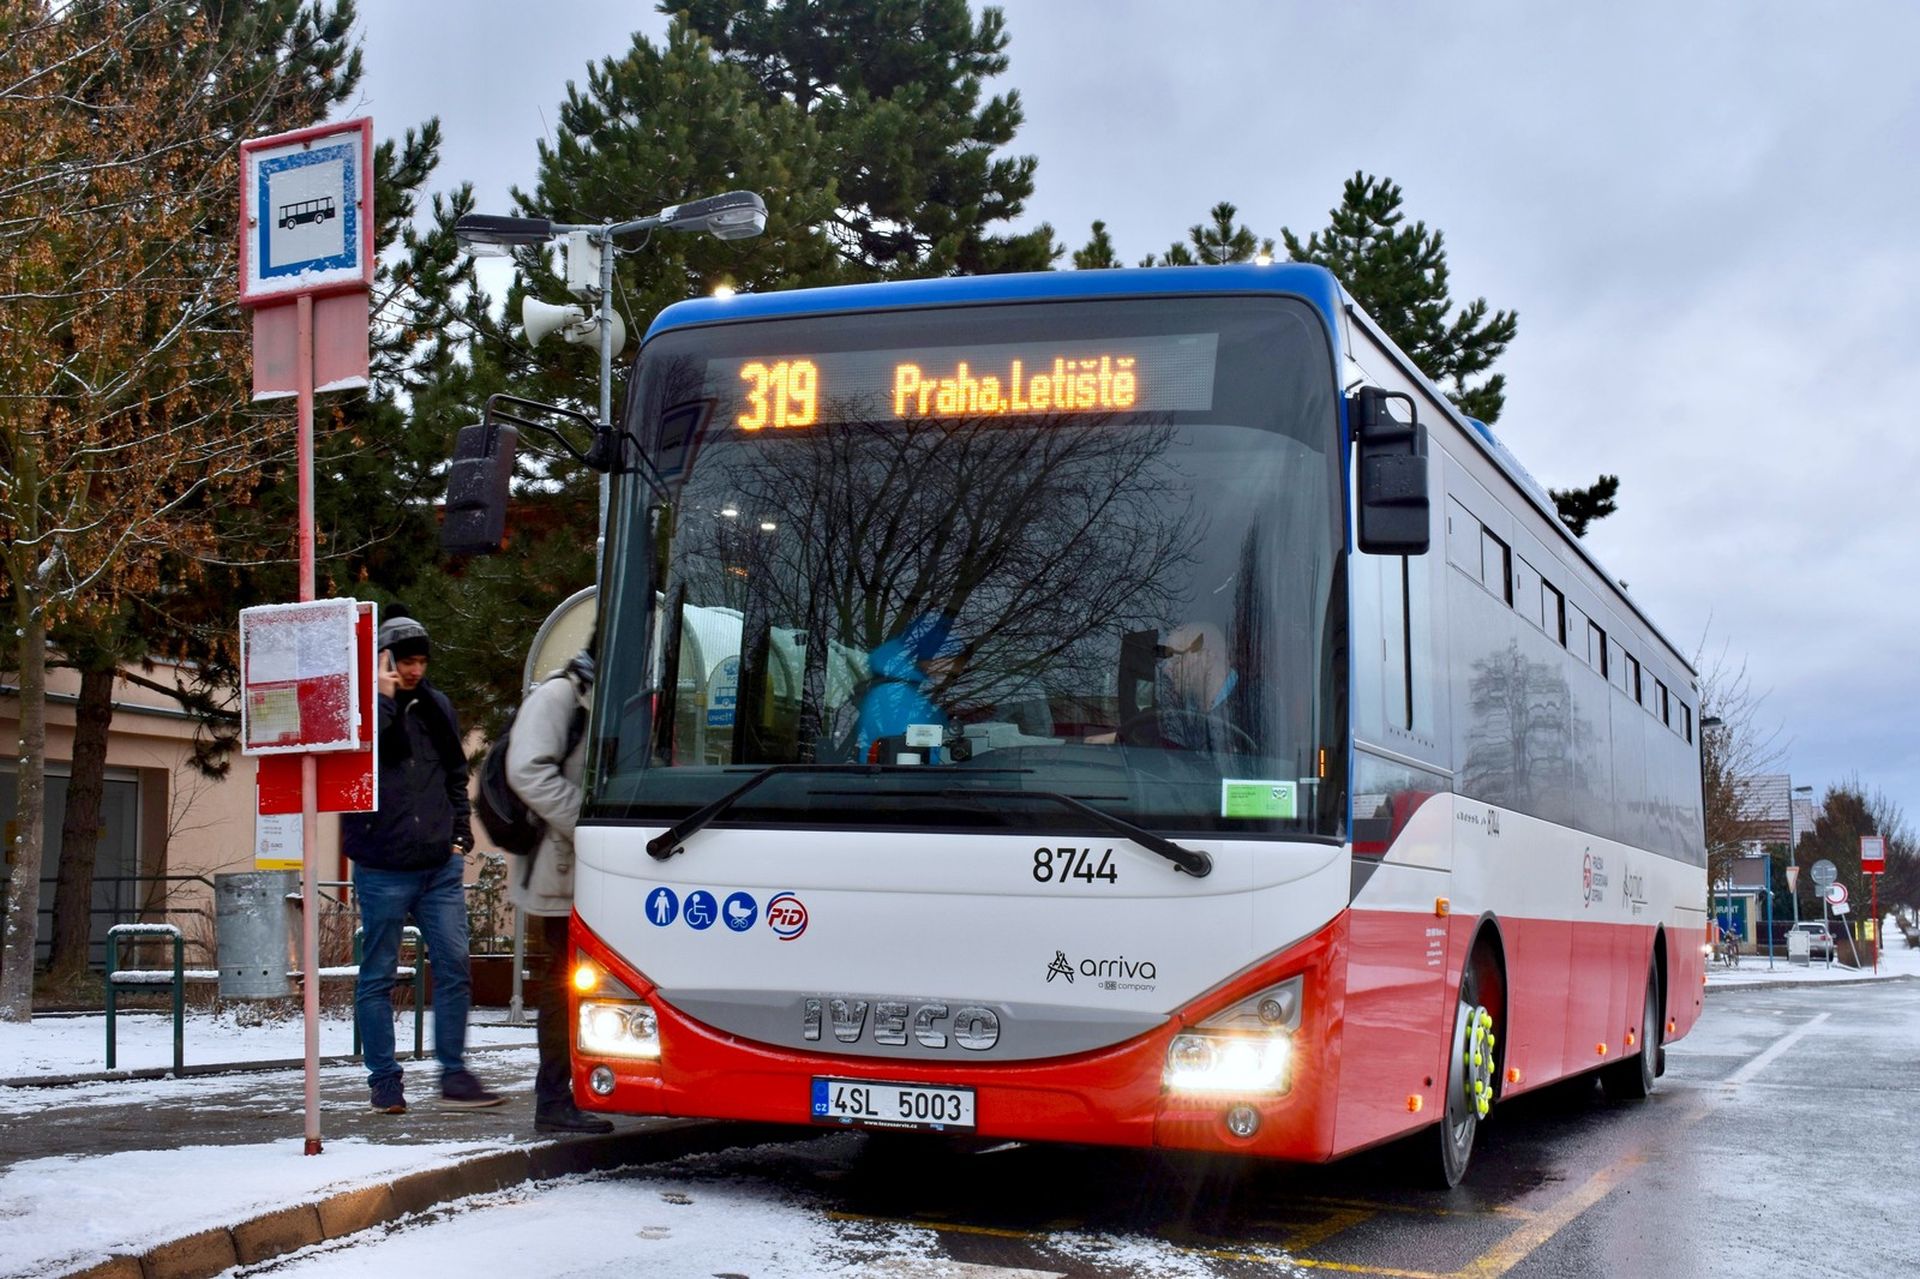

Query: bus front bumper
[566,915,1346,1162]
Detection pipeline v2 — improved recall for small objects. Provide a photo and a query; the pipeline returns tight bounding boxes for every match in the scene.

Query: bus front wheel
[1431,961,1499,1188]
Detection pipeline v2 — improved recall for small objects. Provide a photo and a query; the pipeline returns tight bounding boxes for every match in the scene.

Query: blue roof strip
[643,263,1347,341]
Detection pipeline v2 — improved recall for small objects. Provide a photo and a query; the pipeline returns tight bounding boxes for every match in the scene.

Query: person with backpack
[503,648,613,1134]
[341,606,502,1115]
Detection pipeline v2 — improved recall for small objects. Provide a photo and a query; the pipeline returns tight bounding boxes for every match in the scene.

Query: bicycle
[1715,935,1741,968]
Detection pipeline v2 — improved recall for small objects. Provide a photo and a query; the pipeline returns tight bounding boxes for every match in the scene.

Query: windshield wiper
[941,787,1212,878]
[646,763,1026,860]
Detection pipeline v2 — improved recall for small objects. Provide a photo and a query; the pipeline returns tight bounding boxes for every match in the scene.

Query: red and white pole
[1872,875,1880,974]
[296,292,322,1155]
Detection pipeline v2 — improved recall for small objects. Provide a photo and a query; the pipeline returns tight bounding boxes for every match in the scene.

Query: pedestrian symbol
[646,887,679,927]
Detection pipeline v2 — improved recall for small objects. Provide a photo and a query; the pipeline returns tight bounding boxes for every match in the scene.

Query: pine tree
[425,4,1066,728]
[1073,221,1121,270]
[677,0,1058,278]
[1143,202,1273,268]
[1283,172,1617,535]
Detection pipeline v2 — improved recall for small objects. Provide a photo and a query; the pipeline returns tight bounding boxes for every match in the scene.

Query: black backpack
[475,676,587,858]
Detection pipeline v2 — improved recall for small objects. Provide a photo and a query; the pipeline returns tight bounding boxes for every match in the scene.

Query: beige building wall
[4,658,504,970]
[3,660,326,965]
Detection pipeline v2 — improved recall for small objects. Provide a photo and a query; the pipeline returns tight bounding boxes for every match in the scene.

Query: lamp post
[454,193,765,1027]
[454,191,768,573]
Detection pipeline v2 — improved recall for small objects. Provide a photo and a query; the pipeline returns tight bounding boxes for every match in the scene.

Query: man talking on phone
[341,605,502,1113]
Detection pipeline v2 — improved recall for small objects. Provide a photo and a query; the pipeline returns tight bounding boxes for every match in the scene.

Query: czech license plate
[810,1077,976,1130]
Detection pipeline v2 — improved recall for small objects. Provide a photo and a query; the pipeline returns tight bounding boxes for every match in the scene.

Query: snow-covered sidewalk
[0,1007,533,1081]
[1706,914,1920,989]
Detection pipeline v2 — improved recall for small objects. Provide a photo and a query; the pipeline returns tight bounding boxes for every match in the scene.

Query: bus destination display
[717,333,1219,431]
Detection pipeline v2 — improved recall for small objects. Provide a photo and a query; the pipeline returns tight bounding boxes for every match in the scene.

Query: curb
[53,1118,793,1279]
[1706,972,1917,995]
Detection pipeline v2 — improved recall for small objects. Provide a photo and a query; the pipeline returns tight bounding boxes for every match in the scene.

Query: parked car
[1787,921,1835,959]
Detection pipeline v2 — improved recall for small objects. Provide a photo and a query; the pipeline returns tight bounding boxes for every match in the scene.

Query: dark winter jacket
[340,680,473,871]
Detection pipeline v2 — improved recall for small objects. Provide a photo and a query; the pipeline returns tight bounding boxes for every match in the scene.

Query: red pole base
[305,1137,324,1156]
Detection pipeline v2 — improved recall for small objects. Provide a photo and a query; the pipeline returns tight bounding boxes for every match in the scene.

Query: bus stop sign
[1861,835,1886,873]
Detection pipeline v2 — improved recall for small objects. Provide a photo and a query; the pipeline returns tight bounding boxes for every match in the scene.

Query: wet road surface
[259,978,1919,1278]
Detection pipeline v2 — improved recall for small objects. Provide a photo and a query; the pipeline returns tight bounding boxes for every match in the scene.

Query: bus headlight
[1165,1030,1291,1094]
[1164,974,1303,1095]
[577,1001,660,1059]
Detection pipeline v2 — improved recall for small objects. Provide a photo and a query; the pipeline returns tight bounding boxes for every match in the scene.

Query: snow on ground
[1706,915,1920,989]
[0,1137,507,1279]
[0,1008,533,1080]
[253,1137,1289,1279]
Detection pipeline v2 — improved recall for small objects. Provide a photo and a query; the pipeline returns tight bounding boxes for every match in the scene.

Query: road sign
[1832,902,1851,916]
[239,119,374,305]
[1825,882,1848,906]
[1811,859,1838,892]
[1861,835,1886,873]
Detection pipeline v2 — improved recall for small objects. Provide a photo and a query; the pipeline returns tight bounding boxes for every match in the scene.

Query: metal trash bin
[216,871,296,998]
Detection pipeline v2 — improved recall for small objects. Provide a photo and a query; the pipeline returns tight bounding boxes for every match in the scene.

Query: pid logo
[766,892,809,941]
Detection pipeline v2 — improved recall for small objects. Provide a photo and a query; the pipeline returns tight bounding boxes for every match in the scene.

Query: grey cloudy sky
[353,1,1920,824]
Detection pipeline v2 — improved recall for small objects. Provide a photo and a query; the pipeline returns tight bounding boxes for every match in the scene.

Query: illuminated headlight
[1165,1031,1291,1094]
[1164,974,1303,1095]
[577,1000,660,1059]
[1700,944,1713,957]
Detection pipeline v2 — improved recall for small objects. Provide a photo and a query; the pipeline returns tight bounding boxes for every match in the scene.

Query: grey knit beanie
[378,606,429,660]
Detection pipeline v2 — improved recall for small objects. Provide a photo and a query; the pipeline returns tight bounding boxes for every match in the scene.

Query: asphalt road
[270,979,1919,1278]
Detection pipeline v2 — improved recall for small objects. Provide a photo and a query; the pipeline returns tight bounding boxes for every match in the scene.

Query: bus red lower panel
[570,916,1346,1162]
[1333,907,1706,1156]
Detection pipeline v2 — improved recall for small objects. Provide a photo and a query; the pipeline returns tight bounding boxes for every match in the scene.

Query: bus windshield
[589,294,1347,840]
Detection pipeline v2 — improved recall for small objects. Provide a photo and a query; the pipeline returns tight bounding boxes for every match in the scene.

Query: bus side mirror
[441,422,517,557]
[1352,387,1430,556]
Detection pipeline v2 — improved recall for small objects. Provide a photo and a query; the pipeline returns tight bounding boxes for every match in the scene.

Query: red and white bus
[480,264,1705,1185]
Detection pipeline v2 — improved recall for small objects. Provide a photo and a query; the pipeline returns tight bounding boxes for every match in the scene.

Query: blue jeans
[354,857,471,1086]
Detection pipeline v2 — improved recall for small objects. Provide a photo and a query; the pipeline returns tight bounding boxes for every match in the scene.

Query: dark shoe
[369,1078,406,1114]
[439,1068,505,1110]
[536,1102,614,1135]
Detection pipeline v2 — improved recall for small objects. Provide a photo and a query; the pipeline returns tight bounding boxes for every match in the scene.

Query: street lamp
[454,191,767,572]
[453,192,765,1027]
[1760,781,1816,970]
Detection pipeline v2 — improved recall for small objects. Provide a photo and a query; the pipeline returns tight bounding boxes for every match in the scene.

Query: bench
[103,924,429,1074]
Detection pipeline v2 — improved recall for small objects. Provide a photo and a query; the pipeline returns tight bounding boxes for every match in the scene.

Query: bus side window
[1356,542,1432,738]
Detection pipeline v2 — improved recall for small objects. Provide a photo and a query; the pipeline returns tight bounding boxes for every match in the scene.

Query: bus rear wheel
[1431,963,1498,1188]
[1602,960,1661,1101]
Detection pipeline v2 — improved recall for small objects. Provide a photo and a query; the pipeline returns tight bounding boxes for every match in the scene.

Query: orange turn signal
[1435,897,1451,917]
[1596,1042,1608,1057]
[1407,1094,1424,1113]
[1506,1067,1522,1084]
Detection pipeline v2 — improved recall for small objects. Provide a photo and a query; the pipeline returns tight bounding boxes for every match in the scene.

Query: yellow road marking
[1298,1195,1537,1221]
[1279,1205,1376,1252]
[1454,1014,1824,1276]
[1451,1154,1641,1278]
